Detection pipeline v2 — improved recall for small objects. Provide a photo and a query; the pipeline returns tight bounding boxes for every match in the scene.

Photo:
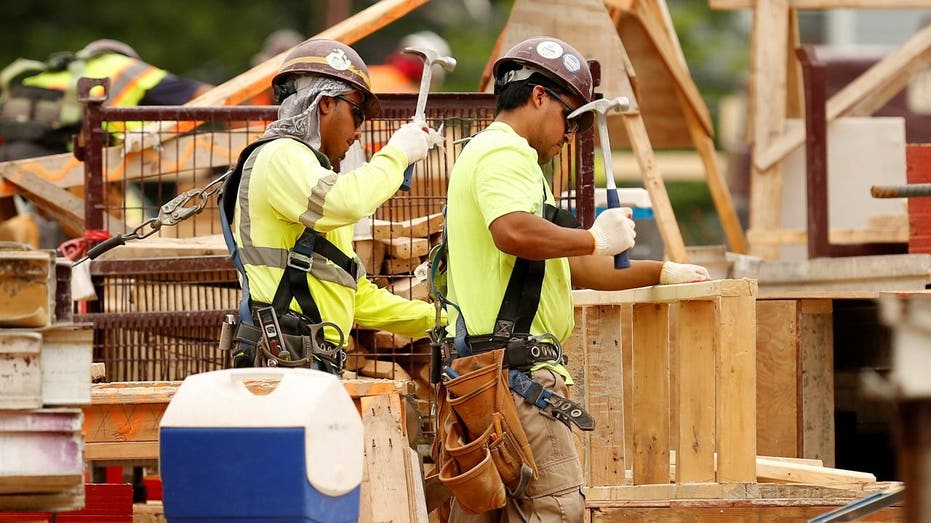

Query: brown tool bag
[432,349,537,514]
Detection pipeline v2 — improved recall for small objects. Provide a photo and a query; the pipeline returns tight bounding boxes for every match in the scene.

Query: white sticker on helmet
[563,54,581,73]
[536,41,564,60]
[326,48,352,71]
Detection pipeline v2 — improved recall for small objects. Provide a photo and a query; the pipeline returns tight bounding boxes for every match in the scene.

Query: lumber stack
[0,246,95,512]
[349,212,444,423]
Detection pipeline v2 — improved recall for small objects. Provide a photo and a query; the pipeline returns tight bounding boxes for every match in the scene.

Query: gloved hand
[587,207,636,256]
[660,261,712,284]
[385,119,441,164]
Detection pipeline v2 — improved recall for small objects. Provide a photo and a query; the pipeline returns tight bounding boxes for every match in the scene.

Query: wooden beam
[748,0,790,260]
[711,0,931,8]
[572,278,758,307]
[621,112,688,262]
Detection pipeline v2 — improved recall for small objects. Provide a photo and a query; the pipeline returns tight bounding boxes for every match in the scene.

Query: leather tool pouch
[434,349,537,514]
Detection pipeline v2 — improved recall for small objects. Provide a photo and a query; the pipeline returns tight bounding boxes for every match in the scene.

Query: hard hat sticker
[326,49,352,71]
[563,54,581,73]
[536,41,564,60]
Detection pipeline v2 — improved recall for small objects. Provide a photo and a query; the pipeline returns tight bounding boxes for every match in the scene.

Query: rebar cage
[73,80,596,398]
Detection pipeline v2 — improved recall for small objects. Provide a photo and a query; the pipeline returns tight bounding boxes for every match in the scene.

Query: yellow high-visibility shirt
[233,137,439,344]
[445,122,574,382]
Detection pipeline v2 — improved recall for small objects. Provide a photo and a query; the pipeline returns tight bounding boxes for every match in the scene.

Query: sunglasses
[536,85,580,134]
[334,95,365,129]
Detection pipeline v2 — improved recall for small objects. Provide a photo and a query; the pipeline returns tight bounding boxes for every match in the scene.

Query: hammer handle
[400,164,414,191]
[605,188,631,269]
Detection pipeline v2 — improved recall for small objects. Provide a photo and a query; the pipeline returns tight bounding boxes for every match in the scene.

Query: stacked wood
[351,212,443,385]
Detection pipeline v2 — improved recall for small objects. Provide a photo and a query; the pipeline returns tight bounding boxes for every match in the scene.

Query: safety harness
[434,197,595,431]
[218,136,353,372]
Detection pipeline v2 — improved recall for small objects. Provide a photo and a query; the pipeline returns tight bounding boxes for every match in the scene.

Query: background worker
[0,38,212,250]
[228,39,444,372]
[441,36,710,522]
[369,31,452,93]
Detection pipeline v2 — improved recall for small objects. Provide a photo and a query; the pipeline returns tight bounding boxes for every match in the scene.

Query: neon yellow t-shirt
[445,122,575,378]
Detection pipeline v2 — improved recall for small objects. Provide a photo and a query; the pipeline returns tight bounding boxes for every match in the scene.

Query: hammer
[399,46,457,191]
[568,96,632,269]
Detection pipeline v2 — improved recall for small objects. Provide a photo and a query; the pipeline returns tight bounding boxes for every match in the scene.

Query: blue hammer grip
[605,188,631,269]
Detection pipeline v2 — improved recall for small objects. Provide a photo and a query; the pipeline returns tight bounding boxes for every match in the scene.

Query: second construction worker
[434,36,711,522]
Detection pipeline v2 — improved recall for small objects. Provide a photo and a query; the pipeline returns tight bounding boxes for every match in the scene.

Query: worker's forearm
[488,212,594,260]
[569,257,663,290]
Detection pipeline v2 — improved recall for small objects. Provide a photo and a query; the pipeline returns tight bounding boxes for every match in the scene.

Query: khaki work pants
[448,369,585,523]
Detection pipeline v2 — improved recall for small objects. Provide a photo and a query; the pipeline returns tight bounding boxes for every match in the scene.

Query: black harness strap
[492,203,582,338]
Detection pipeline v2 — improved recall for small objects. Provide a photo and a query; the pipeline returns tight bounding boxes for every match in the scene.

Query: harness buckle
[287,250,314,272]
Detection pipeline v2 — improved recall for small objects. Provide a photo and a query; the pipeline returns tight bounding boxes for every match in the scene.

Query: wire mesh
[78,91,592,416]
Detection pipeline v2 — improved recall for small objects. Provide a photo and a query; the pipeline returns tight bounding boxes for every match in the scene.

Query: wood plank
[383,256,421,275]
[586,305,627,486]
[748,0,790,260]
[755,300,800,458]
[716,294,757,483]
[565,305,590,483]
[675,300,716,483]
[631,303,670,485]
[355,239,387,277]
[798,299,835,467]
[621,112,688,262]
[572,278,758,307]
[360,393,416,523]
[681,95,748,254]
[382,237,429,259]
[373,213,444,240]
[746,226,909,245]
[756,457,875,485]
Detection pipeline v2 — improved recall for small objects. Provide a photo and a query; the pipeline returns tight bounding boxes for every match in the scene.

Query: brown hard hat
[493,36,593,105]
[272,38,380,118]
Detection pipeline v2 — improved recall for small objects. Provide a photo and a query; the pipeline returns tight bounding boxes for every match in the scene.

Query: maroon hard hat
[493,36,594,105]
[272,39,380,118]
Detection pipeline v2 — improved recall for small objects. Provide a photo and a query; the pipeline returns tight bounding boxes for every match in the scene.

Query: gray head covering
[262,75,355,148]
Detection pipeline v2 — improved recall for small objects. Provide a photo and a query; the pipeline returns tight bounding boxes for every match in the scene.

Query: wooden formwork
[568,279,759,493]
[567,279,904,520]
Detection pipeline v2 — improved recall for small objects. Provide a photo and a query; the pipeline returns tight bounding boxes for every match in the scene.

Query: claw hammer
[399,46,457,191]
[567,96,632,269]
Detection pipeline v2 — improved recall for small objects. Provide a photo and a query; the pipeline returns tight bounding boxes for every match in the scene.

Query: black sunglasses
[534,85,580,134]
[334,95,365,129]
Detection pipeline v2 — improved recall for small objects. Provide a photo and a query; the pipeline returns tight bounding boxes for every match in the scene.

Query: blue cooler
[159,368,363,523]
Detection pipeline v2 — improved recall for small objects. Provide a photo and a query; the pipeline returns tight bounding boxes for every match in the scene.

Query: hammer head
[567,96,630,121]
[402,47,457,72]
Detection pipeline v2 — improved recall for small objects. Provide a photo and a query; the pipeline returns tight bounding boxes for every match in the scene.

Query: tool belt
[221,306,347,374]
[433,349,537,514]
[440,334,594,432]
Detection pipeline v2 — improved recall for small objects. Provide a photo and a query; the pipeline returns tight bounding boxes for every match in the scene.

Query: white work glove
[587,207,636,256]
[660,261,712,284]
[385,119,441,165]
